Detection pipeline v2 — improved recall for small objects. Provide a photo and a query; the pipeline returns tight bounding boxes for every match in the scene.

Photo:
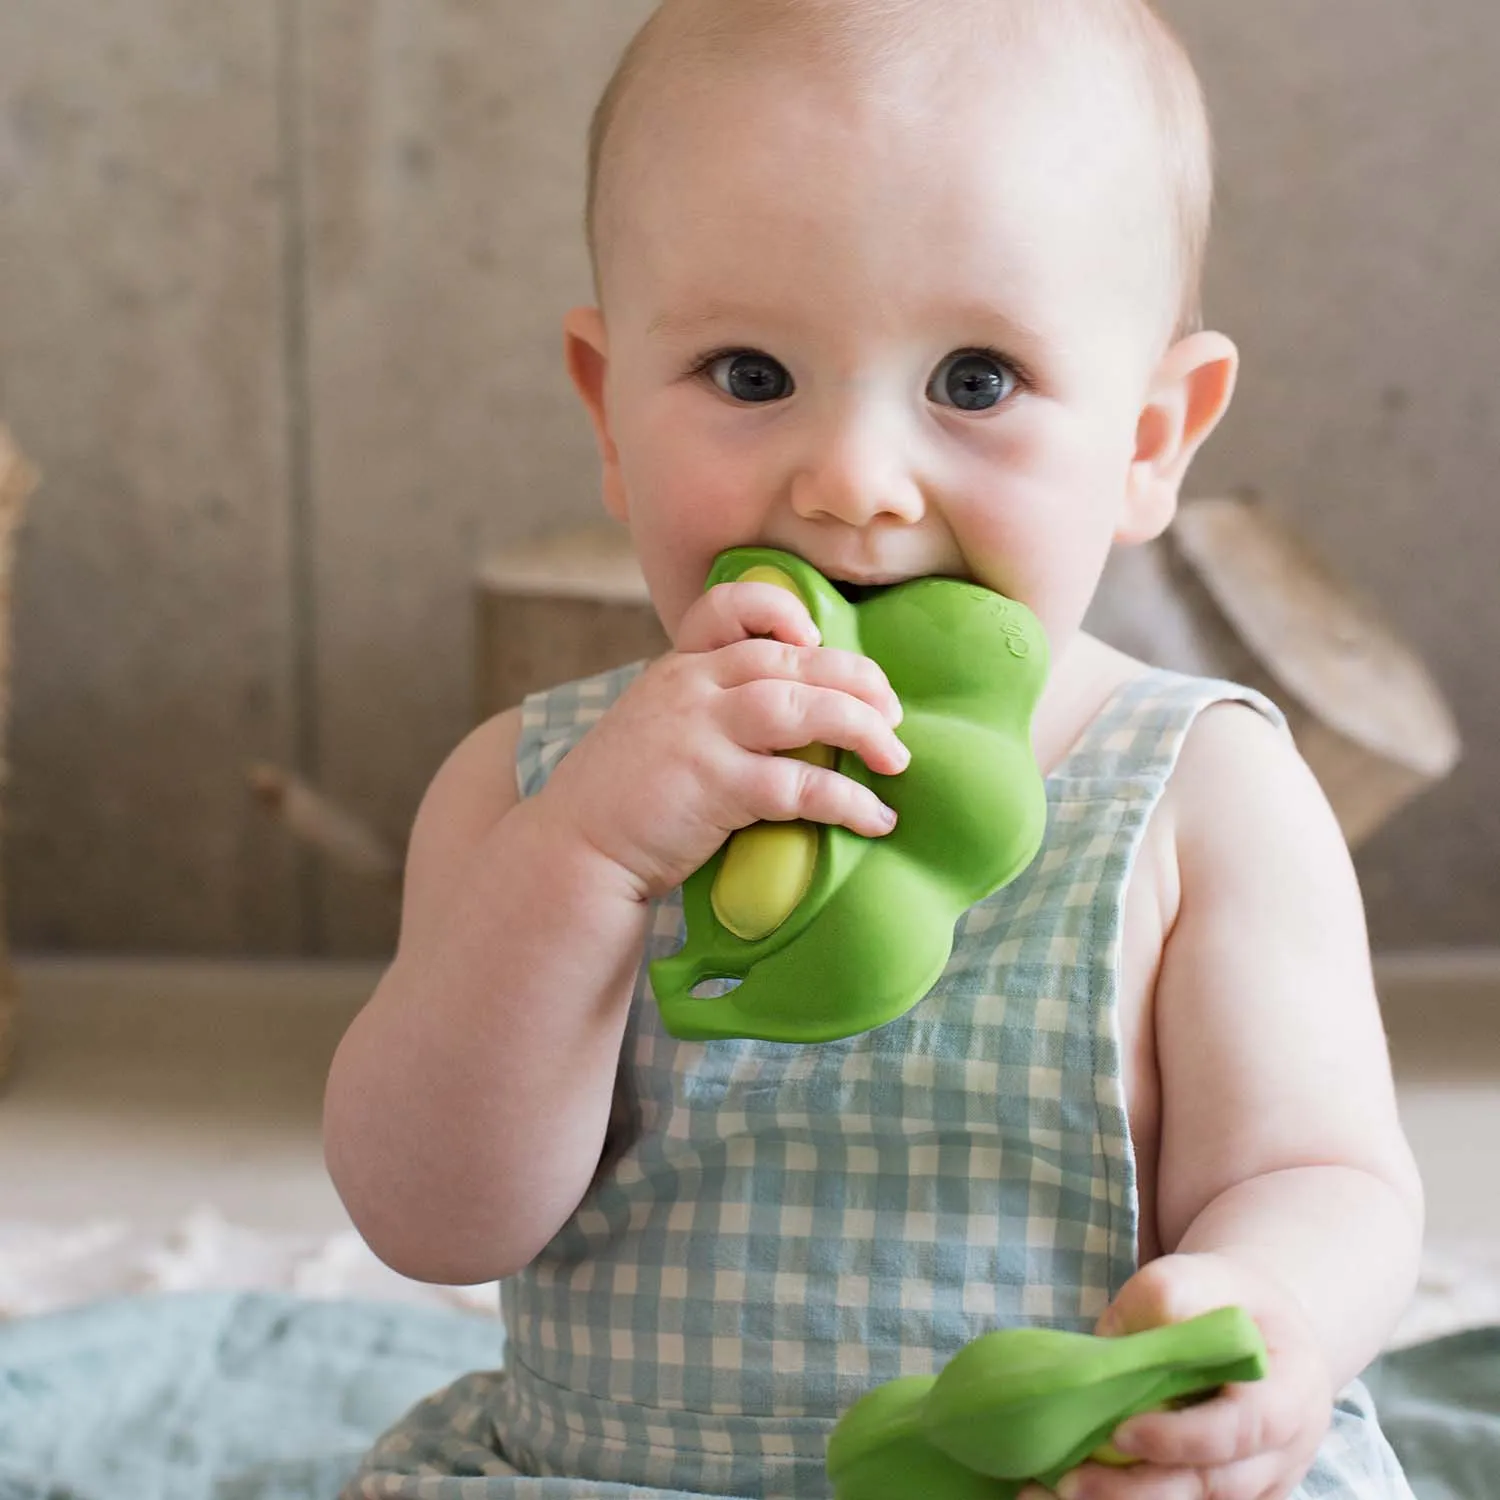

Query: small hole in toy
[689,977,742,999]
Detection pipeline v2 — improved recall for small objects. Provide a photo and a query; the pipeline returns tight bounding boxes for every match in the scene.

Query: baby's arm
[322,581,908,1286]
[322,705,655,1285]
[1149,706,1422,1381]
[1051,706,1423,1500]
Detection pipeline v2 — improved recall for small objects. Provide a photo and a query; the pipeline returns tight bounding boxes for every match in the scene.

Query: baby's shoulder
[1055,634,1330,876]
[1055,635,1290,768]
[1161,678,1345,901]
[1167,687,1307,820]
[390,707,526,956]
[413,706,528,849]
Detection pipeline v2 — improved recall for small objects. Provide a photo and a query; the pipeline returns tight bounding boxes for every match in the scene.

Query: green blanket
[0,1292,499,1500]
[1364,1327,1500,1499]
[0,1292,1492,1499]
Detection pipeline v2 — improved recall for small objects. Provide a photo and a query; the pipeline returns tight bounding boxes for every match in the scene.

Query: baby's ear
[563,305,629,523]
[1118,330,1238,545]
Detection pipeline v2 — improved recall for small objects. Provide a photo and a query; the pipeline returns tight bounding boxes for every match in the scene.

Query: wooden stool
[1087,497,1461,847]
[474,524,667,720]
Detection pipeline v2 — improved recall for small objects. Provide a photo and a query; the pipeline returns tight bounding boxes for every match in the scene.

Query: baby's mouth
[829,579,892,605]
[828,571,976,603]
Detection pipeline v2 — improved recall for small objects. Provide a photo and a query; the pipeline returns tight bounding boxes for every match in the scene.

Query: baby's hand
[539,576,909,901]
[1020,1253,1333,1500]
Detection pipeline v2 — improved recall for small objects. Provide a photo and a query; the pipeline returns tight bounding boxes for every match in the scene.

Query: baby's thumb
[1095,1253,1233,1338]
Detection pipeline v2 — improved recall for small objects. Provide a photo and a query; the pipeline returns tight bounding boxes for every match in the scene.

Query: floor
[0,957,369,1237]
[1372,949,1500,1244]
[2,952,1499,1249]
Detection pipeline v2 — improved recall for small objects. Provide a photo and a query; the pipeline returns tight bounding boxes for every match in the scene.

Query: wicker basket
[0,428,37,1083]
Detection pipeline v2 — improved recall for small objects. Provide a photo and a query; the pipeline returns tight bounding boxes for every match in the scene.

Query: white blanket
[1,1207,1492,1351]
[0,1206,498,1320]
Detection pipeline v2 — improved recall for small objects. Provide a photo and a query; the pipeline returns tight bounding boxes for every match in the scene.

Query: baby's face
[577,56,1179,648]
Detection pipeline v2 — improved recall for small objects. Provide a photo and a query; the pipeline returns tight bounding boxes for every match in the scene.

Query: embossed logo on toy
[969,589,1036,660]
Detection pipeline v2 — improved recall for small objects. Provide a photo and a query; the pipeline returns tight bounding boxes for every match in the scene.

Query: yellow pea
[713,743,837,940]
[1090,1397,1186,1468]
[712,820,821,941]
[737,563,802,592]
[1088,1440,1141,1467]
[785,741,838,772]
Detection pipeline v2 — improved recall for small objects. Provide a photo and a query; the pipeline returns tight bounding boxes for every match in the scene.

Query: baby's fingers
[732,679,910,780]
[744,746,897,839]
[720,637,902,725]
[1044,1449,1288,1500]
[677,579,821,654]
[1109,1381,1299,1469]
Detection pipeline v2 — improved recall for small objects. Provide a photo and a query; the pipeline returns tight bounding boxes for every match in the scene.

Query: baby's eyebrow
[645,299,1049,350]
[926,300,1050,352]
[646,302,780,340]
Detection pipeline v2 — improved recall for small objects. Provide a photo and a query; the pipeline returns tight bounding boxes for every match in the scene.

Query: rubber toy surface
[826,1306,1269,1499]
[648,546,1049,1044]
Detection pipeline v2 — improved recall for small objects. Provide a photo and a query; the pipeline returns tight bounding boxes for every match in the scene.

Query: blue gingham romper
[346,662,1414,1500]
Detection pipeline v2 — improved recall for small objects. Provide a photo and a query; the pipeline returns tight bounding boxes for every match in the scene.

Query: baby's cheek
[946,507,1059,615]
[638,526,729,638]
[1017,490,1120,612]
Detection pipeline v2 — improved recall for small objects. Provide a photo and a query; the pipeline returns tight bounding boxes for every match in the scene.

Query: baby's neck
[1030,632,1147,775]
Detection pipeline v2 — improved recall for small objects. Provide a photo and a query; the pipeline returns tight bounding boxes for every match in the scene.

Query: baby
[325,2,1425,1497]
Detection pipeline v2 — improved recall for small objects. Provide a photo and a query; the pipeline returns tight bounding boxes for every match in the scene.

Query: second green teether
[826,1306,1269,1500]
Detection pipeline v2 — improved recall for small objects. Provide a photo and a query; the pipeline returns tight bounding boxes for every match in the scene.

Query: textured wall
[1154,0,1500,945]
[0,0,1495,955]
[0,2,303,952]
[1,0,653,955]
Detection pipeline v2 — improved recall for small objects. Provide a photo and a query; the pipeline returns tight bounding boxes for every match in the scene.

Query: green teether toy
[826,1306,1269,1499]
[648,546,1049,1044]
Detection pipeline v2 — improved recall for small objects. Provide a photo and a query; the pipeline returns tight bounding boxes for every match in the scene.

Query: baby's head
[564,0,1239,652]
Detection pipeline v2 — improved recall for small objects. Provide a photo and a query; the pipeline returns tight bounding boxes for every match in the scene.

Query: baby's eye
[704,350,794,404]
[927,349,1019,412]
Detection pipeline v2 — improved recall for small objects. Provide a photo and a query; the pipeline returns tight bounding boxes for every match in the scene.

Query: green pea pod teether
[826,1307,1269,1500]
[647,546,1049,1044]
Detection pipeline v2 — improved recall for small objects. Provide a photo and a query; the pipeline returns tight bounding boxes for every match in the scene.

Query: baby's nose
[788,406,926,526]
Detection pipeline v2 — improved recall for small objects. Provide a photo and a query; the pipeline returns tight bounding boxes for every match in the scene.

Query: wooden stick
[0,430,39,520]
[0,427,39,1083]
[247,763,403,892]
